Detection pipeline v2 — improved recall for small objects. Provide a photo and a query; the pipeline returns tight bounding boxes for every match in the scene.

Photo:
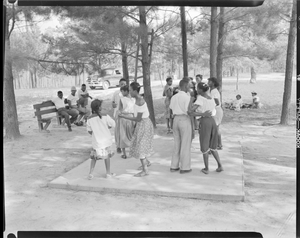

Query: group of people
[225,91,263,111]
[164,76,224,174]
[87,79,154,179]
[51,76,225,178]
[51,84,92,131]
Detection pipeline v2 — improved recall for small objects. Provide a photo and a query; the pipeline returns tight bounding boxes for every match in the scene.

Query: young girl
[87,99,116,179]
[163,77,174,134]
[117,85,136,159]
[189,83,223,174]
[118,82,154,177]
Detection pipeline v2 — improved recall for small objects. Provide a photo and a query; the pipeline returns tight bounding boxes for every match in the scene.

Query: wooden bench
[33,100,66,132]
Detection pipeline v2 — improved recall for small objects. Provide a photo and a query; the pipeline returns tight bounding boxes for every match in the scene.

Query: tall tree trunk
[216,7,225,100]
[121,41,129,84]
[250,66,256,84]
[139,6,156,127]
[180,6,188,77]
[280,0,296,125]
[210,7,218,78]
[4,15,21,139]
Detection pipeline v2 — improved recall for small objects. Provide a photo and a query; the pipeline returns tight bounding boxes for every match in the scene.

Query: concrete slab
[48,134,244,201]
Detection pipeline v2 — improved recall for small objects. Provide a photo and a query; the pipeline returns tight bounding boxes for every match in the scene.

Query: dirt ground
[4,74,296,237]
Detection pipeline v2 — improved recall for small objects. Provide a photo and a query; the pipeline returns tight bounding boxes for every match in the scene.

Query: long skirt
[118,114,135,148]
[129,117,154,159]
[164,97,172,119]
[199,117,218,154]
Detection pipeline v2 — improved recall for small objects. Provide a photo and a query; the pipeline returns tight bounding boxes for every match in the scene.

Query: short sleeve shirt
[169,91,190,115]
[78,89,89,98]
[134,102,150,118]
[194,95,216,117]
[52,97,66,109]
[67,94,78,106]
[86,114,116,149]
[209,88,221,108]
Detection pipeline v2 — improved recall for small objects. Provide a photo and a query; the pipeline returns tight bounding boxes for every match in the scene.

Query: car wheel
[90,86,95,90]
[103,80,110,90]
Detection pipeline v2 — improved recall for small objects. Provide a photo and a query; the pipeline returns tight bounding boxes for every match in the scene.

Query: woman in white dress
[208,77,224,150]
[117,85,136,159]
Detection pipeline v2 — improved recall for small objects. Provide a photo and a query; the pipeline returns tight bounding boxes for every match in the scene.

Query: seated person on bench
[78,84,92,107]
[52,91,79,131]
[67,86,91,125]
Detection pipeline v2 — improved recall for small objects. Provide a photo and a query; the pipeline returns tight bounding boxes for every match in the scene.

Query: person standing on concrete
[118,82,154,177]
[87,99,116,180]
[207,77,224,150]
[189,83,223,174]
[112,78,127,154]
[169,78,193,174]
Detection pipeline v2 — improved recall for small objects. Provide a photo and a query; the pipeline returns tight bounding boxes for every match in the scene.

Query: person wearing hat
[251,92,263,109]
[67,86,91,125]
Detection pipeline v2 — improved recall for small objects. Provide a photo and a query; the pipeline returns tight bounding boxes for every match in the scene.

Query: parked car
[86,68,136,90]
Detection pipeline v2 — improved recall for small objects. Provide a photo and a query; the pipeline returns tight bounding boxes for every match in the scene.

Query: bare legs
[135,158,150,177]
[88,152,115,179]
[201,150,223,174]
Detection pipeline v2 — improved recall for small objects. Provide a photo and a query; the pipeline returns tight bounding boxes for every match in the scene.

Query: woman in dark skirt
[118,82,154,177]
[189,83,223,174]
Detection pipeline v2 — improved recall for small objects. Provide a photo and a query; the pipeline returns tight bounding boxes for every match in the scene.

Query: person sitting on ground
[52,91,79,132]
[251,92,263,109]
[67,86,91,126]
[227,94,243,111]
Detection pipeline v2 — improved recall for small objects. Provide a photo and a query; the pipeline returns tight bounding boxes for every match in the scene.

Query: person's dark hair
[197,82,210,92]
[81,84,86,87]
[119,78,127,83]
[130,82,141,93]
[166,77,172,82]
[251,92,257,95]
[196,74,203,79]
[120,85,129,92]
[236,94,242,99]
[208,77,219,88]
[91,99,103,119]
[179,78,190,89]
[57,91,62,94]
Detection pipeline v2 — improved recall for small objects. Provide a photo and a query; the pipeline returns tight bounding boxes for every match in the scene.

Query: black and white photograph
[3,0,297,237]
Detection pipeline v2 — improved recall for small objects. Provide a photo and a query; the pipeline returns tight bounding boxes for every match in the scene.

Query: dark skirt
[199,117,218,153]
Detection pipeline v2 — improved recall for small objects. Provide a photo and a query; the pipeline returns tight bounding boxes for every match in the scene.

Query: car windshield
[101,69,114,77]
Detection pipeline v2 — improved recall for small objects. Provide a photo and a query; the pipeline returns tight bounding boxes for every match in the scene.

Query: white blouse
[194,95,216,118]
[134,102,150,118]
[209,88,221,108]
[87,114,116,149]
[120,96,135,113]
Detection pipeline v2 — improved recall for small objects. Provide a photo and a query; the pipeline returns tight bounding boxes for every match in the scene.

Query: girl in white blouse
[86,99,116,179]
[118,82,154,177]
[117,85,136,159]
